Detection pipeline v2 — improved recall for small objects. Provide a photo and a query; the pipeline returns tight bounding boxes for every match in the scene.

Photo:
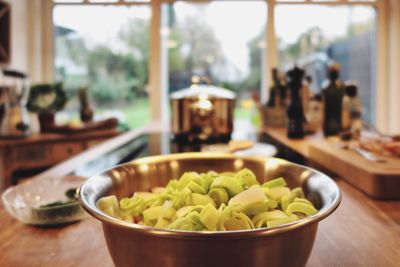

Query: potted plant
[27,83,67,131]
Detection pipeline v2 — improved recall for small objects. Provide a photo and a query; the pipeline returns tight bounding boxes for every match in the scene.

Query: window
[53,2,151,129]
[275,4,376,123]
[163,1,267,121]
[51,0,379,128]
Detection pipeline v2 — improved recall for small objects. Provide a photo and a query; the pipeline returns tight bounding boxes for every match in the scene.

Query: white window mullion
[375,0,389,133]
[42,0,55,83]
[149,0,164,122]
[264,0,278,104]
[388,0,400,134]
[29,0,54,83]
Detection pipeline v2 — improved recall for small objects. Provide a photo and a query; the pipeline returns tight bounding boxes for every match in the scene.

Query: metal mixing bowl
[79,153,341,267]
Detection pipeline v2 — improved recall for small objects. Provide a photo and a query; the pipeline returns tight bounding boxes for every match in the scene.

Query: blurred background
[5,0,396,133]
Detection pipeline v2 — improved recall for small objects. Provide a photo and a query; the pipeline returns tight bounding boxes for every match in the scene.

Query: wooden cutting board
[309,140,400,199]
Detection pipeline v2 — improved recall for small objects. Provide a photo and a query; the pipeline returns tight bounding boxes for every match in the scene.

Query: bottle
[301,75,312,118]
[79,86,94,123]
[277,70,288,107]
[343,82,362,135]
[286,66,305,139]
[322,64,344,136]
[266,68,279,107]
[306,94,323,133]
[266,68,288,108]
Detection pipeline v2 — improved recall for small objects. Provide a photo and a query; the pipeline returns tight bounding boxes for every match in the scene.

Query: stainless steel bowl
[79,153,341,267]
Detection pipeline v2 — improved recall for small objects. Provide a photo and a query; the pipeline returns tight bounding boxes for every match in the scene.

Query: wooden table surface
[1,123,399,267]
[1,178,399,267]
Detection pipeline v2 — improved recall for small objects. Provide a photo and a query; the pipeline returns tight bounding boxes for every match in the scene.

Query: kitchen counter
[261,126,323,157]
[262,126,400,199]
[0,122,399,267]
[0,129,119,189]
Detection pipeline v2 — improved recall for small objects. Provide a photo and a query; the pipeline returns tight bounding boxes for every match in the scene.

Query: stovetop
[69,131,305,178]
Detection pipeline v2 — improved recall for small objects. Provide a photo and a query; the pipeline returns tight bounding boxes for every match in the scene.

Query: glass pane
[164,1,267,124]
[276,5,376,123]
[53,5,151,129]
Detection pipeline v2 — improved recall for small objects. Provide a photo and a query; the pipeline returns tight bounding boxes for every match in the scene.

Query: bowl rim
[79,152,341,238]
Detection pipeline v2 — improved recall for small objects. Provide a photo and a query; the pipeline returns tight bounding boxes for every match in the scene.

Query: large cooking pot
[171,84,236,141]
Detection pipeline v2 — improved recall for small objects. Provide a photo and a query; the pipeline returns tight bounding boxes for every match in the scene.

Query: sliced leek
[97,169,318,231]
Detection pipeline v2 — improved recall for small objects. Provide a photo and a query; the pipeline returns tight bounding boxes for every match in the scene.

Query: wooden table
[0,123,399,267]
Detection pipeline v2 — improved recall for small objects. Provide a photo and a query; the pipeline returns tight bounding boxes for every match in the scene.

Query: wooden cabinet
[0,129,119,190]
[0,1,10,64]
[51,142,86,162]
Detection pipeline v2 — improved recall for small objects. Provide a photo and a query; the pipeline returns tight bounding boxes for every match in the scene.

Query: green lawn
[120,98,151,129]
[96,98,150,130]
[235,107,253,120]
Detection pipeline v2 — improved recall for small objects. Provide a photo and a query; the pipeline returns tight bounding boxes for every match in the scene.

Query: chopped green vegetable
[187,181,206,194]
[228,187,266,207]
[262,177,287,189]
[97,169,318,231]
[199,203,219,231]
[291,187,305,199]
[97,195,121,218]
[65,188,78,199]
[280,195,290,212]
[186,193,215,206]
[40,187,79,209]
[234,168,258,189]
[285,202,318,216]
[40,200,74,208]
[242,201,271,216]
[210,176,243,197]
[293,197,313,206]
[265,187,291,200]
[252,209,289,228]
[208,188,229,206]
[266,214,298,228]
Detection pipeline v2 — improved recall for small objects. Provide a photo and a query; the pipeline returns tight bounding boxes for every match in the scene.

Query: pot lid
[170,85,236,100]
